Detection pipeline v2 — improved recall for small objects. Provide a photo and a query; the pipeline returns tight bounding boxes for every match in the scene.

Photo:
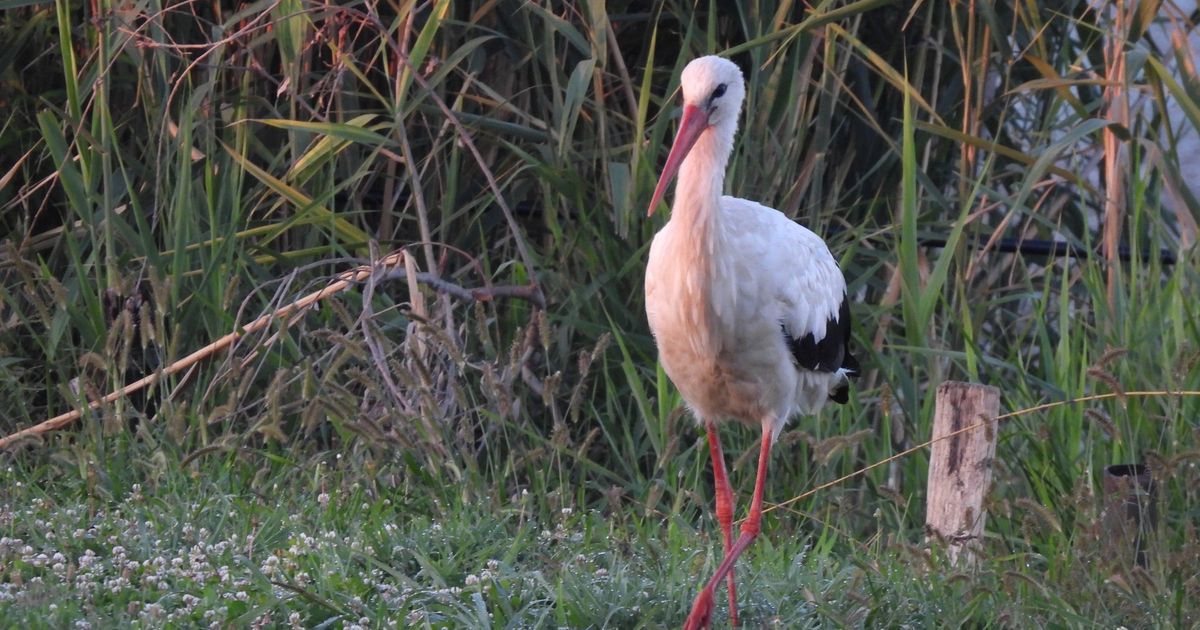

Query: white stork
[644,56,859,629]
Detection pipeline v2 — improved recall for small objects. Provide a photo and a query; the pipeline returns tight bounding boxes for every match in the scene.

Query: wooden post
[925,381,1000,567]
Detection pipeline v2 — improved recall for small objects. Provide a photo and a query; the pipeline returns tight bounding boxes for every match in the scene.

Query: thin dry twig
[0,250,543,450]
[762,389,1200,519]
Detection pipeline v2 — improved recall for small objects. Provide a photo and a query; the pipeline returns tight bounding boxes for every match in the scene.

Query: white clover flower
[260,556,280,577]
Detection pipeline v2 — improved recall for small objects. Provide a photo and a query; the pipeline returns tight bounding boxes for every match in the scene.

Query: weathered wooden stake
[925,381,1000,567]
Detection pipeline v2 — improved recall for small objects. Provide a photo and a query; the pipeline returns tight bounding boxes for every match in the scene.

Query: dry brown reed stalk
[0,250,544,450]
[1103,0,1131,312]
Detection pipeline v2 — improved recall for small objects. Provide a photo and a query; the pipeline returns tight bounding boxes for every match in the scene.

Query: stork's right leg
[705,422,739,627]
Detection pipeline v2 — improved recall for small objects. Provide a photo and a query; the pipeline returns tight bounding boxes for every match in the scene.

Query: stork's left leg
[684,425,774,630]
[705,422,738,626]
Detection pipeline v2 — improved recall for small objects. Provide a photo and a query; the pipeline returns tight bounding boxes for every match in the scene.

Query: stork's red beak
[647,104,710,216]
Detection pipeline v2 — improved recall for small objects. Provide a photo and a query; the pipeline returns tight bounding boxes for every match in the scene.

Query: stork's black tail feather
[781,292,860,405]
[829,299,859,405]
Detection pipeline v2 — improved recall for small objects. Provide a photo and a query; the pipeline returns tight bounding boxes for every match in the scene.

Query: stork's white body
[642,55,857,630]
[646,195,847,438]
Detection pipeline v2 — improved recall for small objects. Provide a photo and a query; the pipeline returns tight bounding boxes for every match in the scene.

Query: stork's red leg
[685,426,773,630]
[705,423,738,627]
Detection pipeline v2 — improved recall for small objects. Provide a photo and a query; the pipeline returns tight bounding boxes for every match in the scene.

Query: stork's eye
[712,83,727,99]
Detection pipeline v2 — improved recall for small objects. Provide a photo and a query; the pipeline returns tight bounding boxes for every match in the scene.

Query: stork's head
[647,56,745,216]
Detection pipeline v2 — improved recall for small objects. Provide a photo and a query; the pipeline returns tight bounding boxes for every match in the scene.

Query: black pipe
[822,225,1179,266]
[916,234,1178,266]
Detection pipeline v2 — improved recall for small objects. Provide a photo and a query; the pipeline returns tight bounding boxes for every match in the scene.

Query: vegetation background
[2,0,1199,627]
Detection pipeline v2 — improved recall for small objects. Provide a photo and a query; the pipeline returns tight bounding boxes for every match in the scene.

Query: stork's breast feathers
[647,196,860,416]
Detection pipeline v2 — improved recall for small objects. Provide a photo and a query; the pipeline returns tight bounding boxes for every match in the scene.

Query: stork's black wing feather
[782,294,859,404]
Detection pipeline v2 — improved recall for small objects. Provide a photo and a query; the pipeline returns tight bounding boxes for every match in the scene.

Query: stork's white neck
[664,122,739,342]
[671,125,734,236]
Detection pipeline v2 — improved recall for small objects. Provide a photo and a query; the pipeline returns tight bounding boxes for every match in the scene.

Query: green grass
[3,442,1194,628]
[3,0,1200,627]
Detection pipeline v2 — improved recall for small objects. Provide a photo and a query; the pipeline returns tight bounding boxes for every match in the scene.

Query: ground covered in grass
[2,442,1195,629]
